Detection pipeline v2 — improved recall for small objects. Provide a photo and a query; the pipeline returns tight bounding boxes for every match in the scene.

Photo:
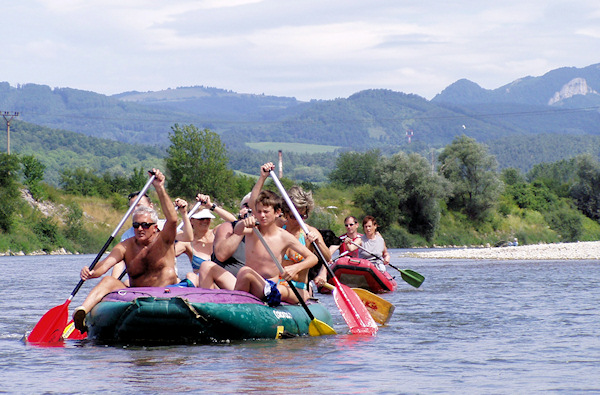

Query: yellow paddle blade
[351,288,395,325]
[308,319,337,336]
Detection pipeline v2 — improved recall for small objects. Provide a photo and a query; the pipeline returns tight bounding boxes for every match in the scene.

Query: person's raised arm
[249,162,275,211]
[152,169,177,243]
[175,198,193,242]
[196,193,236,222]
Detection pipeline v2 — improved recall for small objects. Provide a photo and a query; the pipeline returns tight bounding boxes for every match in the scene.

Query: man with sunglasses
[338,216,362,258]
[109,193,192,285]
[72,168,181,333]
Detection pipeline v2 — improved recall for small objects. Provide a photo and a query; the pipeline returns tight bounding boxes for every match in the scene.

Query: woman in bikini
[176,194,236,283]
[280,186,331,299]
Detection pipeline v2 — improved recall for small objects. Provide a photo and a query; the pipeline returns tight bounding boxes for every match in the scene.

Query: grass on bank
[3,180,600,254]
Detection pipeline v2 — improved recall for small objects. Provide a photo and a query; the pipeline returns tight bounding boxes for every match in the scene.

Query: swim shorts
[166,279,195,288]
[263,279,282,307]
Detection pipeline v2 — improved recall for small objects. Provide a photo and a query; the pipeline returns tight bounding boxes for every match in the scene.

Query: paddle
[322,283,395,325]
[252,227,336,336]
[26,172,157,343]
[269,171,377,335]
[348,240,425,288]
[322,250,395,325]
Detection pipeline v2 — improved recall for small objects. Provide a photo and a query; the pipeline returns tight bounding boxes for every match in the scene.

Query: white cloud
[1,0,599,100]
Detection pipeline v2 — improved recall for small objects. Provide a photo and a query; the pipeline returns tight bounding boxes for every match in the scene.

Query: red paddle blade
[27,301,69,343]
[63,320,88,340]
[331,279,378,335]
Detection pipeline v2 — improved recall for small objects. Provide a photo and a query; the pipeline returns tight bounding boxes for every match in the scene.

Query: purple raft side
[101,287,266,305]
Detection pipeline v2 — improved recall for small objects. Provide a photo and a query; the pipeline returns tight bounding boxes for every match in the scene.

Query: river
[1,252,599,393]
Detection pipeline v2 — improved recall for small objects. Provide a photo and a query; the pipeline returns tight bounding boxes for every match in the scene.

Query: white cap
[240,192,252,209]
[190,209,215,220]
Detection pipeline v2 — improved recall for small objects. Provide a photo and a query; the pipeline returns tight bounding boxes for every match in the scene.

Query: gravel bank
[400,241,600,260]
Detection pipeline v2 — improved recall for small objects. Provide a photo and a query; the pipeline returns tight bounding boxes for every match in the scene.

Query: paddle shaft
[252,227,316,321]
[269,171,374,330]
[348,239,385,262]
[70,173,156,299]
[348,239,424,288]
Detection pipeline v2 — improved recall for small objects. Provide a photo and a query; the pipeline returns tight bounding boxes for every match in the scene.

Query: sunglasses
[132,222,156,229]
[345,223,356,227]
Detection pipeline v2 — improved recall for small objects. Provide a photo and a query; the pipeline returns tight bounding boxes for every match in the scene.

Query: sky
[2,0,600,101]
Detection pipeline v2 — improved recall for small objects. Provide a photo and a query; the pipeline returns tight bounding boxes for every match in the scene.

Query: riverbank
[400,241,600,260]
[0,248,78,257]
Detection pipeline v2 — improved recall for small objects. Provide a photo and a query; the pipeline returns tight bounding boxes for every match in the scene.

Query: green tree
[21,154,45,185]
[328,149,381,186]
[128,166,148,192]
[60,167,107,196]
[0,153,22,231]
[353,185,400,231]
[501,167,525,186]
[165,124,234,202]
[20,154,46,200]
[438,135,502,221]
[379,152,449,240]
[570,154,600,221]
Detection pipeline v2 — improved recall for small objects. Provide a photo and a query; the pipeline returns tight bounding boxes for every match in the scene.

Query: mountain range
[1,63,600,180]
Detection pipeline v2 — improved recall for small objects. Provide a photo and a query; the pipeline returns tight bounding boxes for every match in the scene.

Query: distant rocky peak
[548,77,599,105]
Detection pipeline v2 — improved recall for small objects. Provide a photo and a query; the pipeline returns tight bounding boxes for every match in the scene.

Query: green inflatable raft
[86,286,333,344]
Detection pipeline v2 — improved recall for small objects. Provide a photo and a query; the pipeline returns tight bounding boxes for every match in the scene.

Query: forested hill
[3,119,164,185]
[2,63,600,155]
[0,82,203,146]
[2,63,600,181]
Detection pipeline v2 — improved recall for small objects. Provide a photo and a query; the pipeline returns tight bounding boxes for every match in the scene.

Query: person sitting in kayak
[72,168,181,332]
[246,162,331,294]
[336,216,363,258]
[233,189,319,306]
[175,193,236,275]
[358,215,390,271]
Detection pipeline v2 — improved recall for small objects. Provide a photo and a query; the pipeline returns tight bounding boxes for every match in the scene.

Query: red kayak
[328,256,397,294]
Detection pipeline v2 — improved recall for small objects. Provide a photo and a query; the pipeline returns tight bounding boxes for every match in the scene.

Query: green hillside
[4,120,165,185]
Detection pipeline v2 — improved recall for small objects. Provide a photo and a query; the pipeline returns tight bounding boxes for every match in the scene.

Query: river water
[1,251,599,393]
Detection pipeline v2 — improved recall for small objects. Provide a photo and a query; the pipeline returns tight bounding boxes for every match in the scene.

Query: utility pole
[2,111,19,155]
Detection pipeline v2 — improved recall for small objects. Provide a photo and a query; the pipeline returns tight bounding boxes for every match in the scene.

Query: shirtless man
[72,169,180,332]
[110,191,192,285]
[233,190,318,306]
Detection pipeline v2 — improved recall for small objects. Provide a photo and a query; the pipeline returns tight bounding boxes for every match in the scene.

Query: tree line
[3,125,600,254]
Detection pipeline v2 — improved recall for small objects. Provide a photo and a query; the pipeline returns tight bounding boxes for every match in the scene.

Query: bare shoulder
[214,221,233,236]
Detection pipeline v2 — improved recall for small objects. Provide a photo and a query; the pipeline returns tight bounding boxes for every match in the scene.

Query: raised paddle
[26,171,157,343]
[269,170,377,335]
[252,227,336,336]
[348,240,425,288]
